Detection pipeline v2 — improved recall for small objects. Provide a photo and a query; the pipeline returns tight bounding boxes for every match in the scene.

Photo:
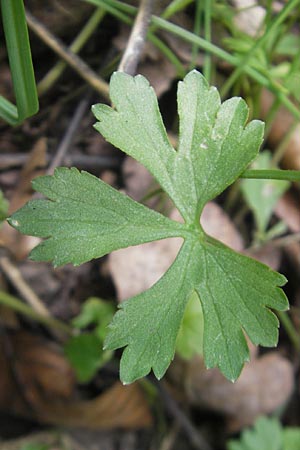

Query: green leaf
[8,70,289,384]
[104,240,193,383]
[227,416,300,450]
[227,417,283,450]
[64,333,110,383]
[93,70,264,222]
[176,291,204,359]
[283,428,300,450]
[65,297,115,383]
[92,72,179,212]
[194,237,287,380]
[20,444,50,450]
[8,167,184,266]
[241,150,289,237]
[72,297,115,341]
[174,70,264,221]
[0,0,39,124]
[0,190,9,223]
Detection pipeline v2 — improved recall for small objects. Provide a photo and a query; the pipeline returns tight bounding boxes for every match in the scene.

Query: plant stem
[277,310,300,351]
[189,0,202,71]
[203,0,212,81]
[240,169,300,182]
[271,121,299,166]
[0,290,73,336]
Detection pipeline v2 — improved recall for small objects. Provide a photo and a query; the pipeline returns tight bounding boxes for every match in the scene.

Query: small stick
[38,8,106,96]
[246,232,300,252]
[46,94,91,175]
[0,153,121,171]
[153,379,213,450]
[25,10,109,99]
[0,255,51,317]
[118,0,154,75]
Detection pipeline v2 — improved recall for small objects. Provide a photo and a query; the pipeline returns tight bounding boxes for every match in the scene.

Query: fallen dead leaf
[0,138,47,259]
[109,203,244,301]
[33,381,152,429]
[245,243,281,271]
[0,331,152,430]
[275,192,300,233]
[274,192,300,271]
[232,0,266,36]
[170,352,294,432]
[261,89,300,170]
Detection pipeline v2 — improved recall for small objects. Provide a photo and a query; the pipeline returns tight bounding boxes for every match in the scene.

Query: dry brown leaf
[232,0,265,36]
[261,89,300,170]
[274,192,300,269]
[109,204,243,301]
[122,157,156,202]
[275,192,300,233]
[245,244,281,271]
[33,382,152,429]
[173,352,294,431]
[11,332,75,400]
[0,331,75,417]
[0,138,47,258]
[0,331,152,430]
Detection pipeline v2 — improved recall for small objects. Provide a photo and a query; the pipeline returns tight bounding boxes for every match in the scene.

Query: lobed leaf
[92,72,179,211]
[173,70,265,221]
[104,240,194,383]
[193,237,288,381]
[8,167,183,266]
[227,416,283,450]
[8,70,289,384]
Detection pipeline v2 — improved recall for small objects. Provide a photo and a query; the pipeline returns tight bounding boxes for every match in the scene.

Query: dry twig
[25,10,109,99]
[118,0,154,75]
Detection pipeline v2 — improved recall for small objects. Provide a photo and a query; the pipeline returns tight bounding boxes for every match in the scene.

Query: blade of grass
[38,7,106,96]
[86,0,186,76]
[0,290,73,335]
[0,0,38,125]
[241,169,300,182]
[203,0,212,81]
[220,0,300,97]
[277,310,300,351]
[161,0,194,19]
[189,0,202,71]
[88,0,300,120]
[26,10,109,99]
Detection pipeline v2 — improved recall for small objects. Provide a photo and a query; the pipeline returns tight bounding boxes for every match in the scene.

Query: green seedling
[8,70,289,384]
[0,0,38,125]
[64,297,115,383]
[0,190,9,224]
[241,150,289,243]
[227,416,300,450]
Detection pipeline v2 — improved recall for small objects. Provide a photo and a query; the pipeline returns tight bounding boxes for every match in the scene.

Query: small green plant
[64,297,115,383]
[227,416,300,450]
[8,70,291,384]
[0,190,9,224]
[241,150,289,243]
[0,0,38,124]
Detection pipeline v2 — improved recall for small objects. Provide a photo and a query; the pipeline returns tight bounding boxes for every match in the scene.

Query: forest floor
[0,1,300,449]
